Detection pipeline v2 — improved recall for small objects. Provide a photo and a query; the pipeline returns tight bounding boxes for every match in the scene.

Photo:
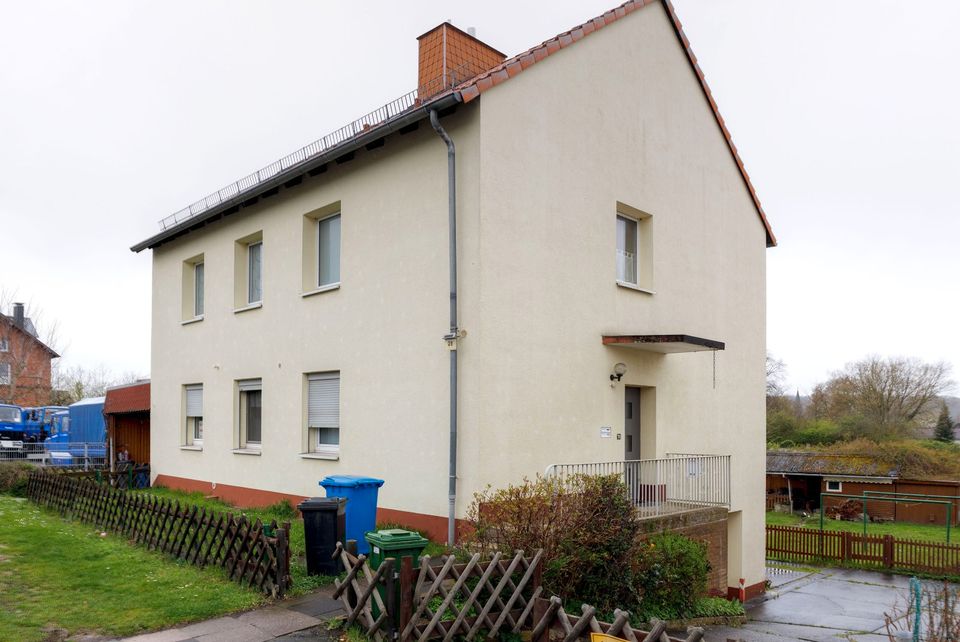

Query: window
[247,242,262,304]
[0,363,10,385]
[615,203,653,291]
[194,263,205,317]
[181,254,204,322]
[307,372,340,453]
[826,480,842,492]
[318,214,341,287]
[238,379,262,448]
[616,215,638,285]
[185,384,203,445]
[0,338,8,352]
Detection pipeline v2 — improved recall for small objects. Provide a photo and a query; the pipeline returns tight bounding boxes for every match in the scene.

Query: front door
[624,387,641,460]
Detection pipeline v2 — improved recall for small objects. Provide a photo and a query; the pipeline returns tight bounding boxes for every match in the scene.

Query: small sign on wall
[600,426,612,438]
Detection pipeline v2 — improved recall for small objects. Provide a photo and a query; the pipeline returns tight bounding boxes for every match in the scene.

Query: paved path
[117,588,345,642]
[695,565,920,642]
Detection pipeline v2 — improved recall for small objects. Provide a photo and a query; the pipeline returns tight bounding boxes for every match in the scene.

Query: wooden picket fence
[26,470,292,597]
[767,525,960,576]
[331,542,704,642]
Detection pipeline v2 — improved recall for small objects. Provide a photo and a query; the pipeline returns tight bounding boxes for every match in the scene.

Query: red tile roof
[455,0,777,247]
[104,381,150,414]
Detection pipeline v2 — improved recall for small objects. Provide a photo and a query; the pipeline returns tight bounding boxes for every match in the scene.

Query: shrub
[464,475,640,613]
[633,533,710,622]
[0,461,35,496]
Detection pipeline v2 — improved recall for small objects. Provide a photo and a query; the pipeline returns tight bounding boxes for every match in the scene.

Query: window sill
[234,302,263,314]
[300,452,340,461]
[180,445,203,451]
[301,282,341,298]
[232,448,262,456]
[616,281,655,295]
[181,316,204,326]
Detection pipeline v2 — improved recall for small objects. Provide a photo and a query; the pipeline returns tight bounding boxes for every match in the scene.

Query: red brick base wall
[637,507,730,597]
[154,474,458,543]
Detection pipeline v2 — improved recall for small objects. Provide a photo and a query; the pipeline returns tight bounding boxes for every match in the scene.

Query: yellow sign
[591,633,629,642]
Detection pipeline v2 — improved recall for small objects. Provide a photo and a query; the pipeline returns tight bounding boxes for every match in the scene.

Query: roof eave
[131,91,463,253]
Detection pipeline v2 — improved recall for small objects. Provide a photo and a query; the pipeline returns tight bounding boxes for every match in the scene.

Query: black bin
[298,496,346,576]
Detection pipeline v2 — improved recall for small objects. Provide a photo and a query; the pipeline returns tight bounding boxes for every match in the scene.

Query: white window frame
[0,362,10,385]
[238,379,263,450]
[616,214,639,286]
[826,480,842,493]
[306,372,340,454]
[194,262,205,317]
[247,241,263,305]
[317,212,341,289]
[185,384,203,446]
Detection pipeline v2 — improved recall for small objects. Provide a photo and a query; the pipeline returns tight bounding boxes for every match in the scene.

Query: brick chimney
[418,23,506,98]
[12,302,24,329]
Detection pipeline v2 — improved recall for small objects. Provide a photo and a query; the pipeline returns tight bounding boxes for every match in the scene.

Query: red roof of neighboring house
[104,381,150,414]
[456,0,777,247]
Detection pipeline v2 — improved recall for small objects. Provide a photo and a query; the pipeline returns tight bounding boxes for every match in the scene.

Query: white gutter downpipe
[430,109,459,546]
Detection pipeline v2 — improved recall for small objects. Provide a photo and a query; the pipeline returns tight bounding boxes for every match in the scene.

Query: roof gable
[455,0,776,247]
[0,314,59,359]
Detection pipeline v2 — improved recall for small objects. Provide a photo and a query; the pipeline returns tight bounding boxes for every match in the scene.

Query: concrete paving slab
[193,622,275,642]
[285,596,343,619]
[234,607,321,636]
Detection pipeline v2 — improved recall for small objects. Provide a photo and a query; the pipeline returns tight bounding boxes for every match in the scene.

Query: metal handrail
[157,62,487,231]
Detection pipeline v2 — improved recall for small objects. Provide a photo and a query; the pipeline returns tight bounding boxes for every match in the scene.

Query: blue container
[319,475,385,555]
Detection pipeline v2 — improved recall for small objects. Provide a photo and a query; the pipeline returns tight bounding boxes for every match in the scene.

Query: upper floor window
[318,214,341,288]
[181,254,204,323]
[615,203,653,292]
[185,384,203,445]
[0,363,10,385]
[247,242,262,304]
[0,338,8,352]
[234,231,263,311]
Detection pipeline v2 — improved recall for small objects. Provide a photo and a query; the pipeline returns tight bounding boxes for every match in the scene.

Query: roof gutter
[131,91,463,253]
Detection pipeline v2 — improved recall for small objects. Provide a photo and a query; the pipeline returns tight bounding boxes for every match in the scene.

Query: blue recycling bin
[319,475,385,555]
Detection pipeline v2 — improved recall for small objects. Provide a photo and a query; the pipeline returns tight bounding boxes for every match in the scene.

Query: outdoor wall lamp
[610,363,627,382]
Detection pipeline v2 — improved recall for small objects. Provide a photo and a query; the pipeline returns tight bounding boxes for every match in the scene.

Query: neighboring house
[133,0,774,600]
[104,380,151,467]
[0,302,59,407]
[767,451,960,525]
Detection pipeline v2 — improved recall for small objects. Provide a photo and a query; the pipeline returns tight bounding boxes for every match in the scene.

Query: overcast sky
[2,1,958,394]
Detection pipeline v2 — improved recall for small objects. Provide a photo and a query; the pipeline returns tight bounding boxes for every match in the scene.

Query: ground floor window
[185,384,203,445]
[307,372,340,453]
[238,379,262,448]
[826,480,842,492]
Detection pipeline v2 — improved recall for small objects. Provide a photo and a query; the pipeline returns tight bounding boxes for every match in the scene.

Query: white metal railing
[545,454,731,516]
[0,442,108,471]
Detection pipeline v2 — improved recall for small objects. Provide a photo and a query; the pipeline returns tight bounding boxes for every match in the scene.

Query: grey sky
[2,1,958,394]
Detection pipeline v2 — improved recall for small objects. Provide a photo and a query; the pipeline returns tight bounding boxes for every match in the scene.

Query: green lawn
[766,510,956,543]
[0,495,264,642]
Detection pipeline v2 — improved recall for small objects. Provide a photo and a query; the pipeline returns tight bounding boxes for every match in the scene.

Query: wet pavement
[697,565,927,642]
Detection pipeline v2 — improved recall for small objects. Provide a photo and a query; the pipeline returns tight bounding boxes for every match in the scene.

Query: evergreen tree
[934,402,955,442]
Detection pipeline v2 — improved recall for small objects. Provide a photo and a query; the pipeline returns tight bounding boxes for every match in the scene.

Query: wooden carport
[103,380,150,468]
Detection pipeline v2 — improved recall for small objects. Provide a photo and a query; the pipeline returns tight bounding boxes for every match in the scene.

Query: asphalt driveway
[696,565,936,642]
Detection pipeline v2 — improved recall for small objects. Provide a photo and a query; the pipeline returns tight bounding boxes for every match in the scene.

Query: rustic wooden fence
[26,470,292,597]
[331,542,704,642]
[767,525,960,576]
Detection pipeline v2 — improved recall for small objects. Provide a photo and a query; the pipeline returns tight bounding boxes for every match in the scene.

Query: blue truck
[44,397,106,465]
[0,403,26,450]
[21,405,68,442]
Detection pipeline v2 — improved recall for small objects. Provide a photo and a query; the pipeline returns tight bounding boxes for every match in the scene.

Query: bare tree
[766,353,792,414]
[0,289,62,405]
[50,365,144,405]
[813,356,953,438]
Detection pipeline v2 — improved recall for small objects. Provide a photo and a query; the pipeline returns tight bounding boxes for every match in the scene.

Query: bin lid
[297,497,346,510]
[320,475,385,488]
[364,528,429,547]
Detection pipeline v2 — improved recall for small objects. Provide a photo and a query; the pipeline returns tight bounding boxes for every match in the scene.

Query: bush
[0,461,35,496]
[464,475,640,613]
[633,533,710,621]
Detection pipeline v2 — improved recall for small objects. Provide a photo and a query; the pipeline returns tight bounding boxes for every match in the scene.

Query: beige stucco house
[133,0,775,599]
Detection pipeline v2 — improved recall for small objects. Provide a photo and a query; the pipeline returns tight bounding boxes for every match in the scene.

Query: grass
[141,487,450,592]
[0,495,264,641]
[766,510,956,543]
